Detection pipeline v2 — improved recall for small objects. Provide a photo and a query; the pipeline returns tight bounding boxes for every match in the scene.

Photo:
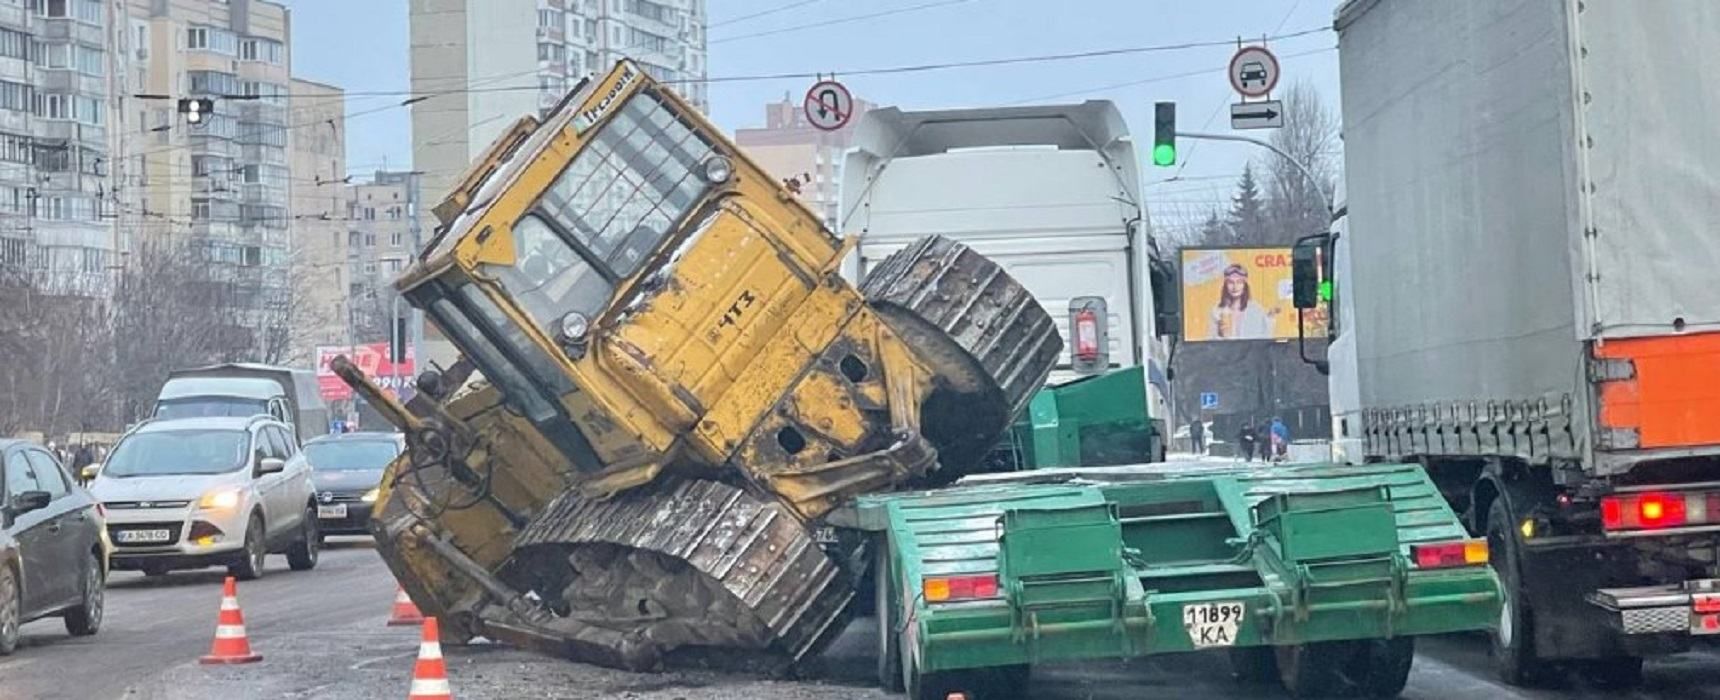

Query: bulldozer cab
[398,60,846,493]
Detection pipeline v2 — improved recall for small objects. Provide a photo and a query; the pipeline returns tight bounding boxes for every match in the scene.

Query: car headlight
[702,155,733,184]
[362,488,379,503]
[197,488,242,510]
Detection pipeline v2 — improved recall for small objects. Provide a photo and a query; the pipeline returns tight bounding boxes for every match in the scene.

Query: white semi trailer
[1302,0,1720,686]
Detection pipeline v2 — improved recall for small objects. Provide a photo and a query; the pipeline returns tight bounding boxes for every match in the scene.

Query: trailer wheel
[1346,636,1415,698]
[876,547,904,693]
[1275,642,1350,698]
[1487,497,1545,685]
[1228,647,1279,683]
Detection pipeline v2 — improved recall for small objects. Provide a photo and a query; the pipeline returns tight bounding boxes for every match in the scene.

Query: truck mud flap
[501,478,854,670]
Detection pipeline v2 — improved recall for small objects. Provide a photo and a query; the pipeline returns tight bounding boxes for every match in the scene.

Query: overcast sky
[282,0,1340,232]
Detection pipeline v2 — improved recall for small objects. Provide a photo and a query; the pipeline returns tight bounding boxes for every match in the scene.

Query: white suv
[88,415,319,579]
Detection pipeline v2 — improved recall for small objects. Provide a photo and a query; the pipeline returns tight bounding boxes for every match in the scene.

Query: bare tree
[1169,82,1342,439]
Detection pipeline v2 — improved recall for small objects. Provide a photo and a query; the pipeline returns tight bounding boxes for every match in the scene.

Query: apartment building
[285,76,345,364]
[735,93,874,230]
[344,170,420,344]
[408,0,707,364]
[111,0,296,350]
[0,0,116,297]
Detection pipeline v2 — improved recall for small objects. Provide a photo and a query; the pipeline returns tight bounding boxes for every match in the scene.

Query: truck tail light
[923,574,999,603]
[1410,539,1489,569]
[1074,309,1100,362]
[1602,491,1696,531]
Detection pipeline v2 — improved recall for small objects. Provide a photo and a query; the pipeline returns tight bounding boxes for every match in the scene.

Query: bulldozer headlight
[702,155,733,184]
[560,311,590,343]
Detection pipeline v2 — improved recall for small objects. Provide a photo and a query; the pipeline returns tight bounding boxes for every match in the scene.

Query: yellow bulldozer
[337,60,1060,670]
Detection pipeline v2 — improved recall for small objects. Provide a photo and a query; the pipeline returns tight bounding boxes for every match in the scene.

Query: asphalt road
[8,542,1720,699]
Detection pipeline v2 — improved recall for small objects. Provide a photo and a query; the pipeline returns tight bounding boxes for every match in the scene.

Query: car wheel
[1488,497,1545,685]
[63,552,104,636]
[0,564,19,655]
[287,506,320,571]
[229,514,266,581]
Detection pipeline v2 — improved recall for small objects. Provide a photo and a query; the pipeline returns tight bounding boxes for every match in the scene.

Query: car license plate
[318,504,348,519]
[116,529,172,544]
[1183,601,1246,648]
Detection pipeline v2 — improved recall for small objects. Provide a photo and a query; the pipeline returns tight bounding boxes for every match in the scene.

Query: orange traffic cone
[199,576,262,664]
[407,616,453,700]
[387,586,425,626]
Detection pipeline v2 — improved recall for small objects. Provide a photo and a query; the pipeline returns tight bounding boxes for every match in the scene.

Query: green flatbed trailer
[855,460,1501,699]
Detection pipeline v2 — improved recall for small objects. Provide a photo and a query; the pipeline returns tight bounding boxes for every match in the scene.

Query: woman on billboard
[1212,264,1276,339]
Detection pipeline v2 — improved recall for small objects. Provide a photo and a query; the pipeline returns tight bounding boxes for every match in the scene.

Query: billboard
[1180,247,1327,342]
[315,343,415,402]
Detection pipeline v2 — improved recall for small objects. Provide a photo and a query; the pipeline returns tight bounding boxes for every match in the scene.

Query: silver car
[89,415,319,579]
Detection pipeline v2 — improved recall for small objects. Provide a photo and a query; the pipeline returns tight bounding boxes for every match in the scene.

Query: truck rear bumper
[918,568,1499,673]
[1588,578,1720,636]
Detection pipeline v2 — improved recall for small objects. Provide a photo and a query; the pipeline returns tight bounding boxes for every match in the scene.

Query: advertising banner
[1180,247,1327,342]
[315,343,414,402]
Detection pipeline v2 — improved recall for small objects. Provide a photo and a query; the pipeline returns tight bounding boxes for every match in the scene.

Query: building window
[364,231,375,247]
[390,229,403,246]
[188,25,235,54]
[0,132,30,163]
[363,261,376,275]
[41,196,65,220]
[38,0,67,18]
[0,28,28,61]
[385,258,402,273]
[186,27,207,50]
[191,199,210,220]
[74,0,98,25]
[347,230,360,247]
[238,37,283,64]
[364,207,375,220]
[387,206,401,220]
[538,8,562,28]
[537,42,564,63]
[75,45,101,76]
[37,42,68,69]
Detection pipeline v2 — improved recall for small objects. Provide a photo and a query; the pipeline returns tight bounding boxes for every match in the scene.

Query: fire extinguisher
[1074,308,1100,362]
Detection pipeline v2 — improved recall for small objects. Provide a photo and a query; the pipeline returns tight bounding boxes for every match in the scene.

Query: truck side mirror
[1149,258,1180,339]
[1291,237,1325,310]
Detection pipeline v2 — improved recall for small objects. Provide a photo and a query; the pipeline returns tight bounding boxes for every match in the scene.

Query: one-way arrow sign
[1230,100,1283,130]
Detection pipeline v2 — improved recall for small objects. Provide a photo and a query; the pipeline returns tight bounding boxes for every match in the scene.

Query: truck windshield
[483,87,715,340]
[155,397,270,420]
[104,429,249,477]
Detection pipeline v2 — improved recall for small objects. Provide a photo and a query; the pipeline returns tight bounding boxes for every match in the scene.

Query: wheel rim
[249,522,265,571]
[304,510,320,564]
[0,569,17,644]
[1497,593,1514,647]
[86,560,103,628]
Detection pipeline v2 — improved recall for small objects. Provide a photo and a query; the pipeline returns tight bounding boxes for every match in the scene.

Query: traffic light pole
[1175,131,1332,216]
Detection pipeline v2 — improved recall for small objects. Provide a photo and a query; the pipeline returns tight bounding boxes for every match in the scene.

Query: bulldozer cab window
[486,87,715,340]
[535,88,713,279]
[487,214,613,339]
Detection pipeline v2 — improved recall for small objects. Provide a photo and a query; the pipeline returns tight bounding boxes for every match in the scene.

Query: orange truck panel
[1596,332,1720,449]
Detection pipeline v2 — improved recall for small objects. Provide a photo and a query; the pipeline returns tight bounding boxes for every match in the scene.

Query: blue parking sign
[1200,392,1219,410]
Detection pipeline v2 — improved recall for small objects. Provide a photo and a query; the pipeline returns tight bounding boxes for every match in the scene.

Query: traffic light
[1153,102,1176,166]
[391,315,409,364]
[177,98,214,125]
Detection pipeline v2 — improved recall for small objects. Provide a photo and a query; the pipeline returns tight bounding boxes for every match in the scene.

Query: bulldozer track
[862,235,1062,419]
[509,478,852,668]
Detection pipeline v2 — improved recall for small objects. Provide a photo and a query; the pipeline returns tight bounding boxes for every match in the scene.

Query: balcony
[35,68,103,96]
[33,120,105,147]
[38,18,104,47]
[0,56,26,83]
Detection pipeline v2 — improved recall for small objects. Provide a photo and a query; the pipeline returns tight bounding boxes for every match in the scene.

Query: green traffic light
[1319,280,1334,302]
[1152,143,1176,166]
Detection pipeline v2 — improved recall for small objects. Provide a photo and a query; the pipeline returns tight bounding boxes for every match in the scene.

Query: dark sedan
[303,433,403,537]
[1,438,107,654]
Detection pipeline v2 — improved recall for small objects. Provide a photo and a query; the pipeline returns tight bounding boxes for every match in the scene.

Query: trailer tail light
[1410,540,1489,569]
[923,574,999,603]
[1601,491,1695,531]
